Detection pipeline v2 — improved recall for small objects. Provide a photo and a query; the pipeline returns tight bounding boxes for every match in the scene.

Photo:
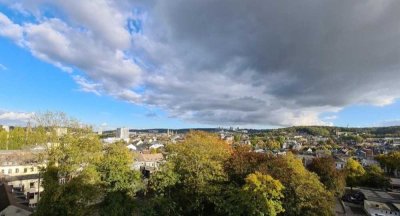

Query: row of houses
[0,150,45,215]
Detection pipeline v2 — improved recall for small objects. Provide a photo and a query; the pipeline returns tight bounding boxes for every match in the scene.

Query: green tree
[264,139,281,150]
[376,151,400,175]
[36,133,103,216]
[345,158,365,190]
[234,134,241,142]
[225,148,335,216]
[362,164,390,189]
[154,131,232,215]
[27,126,47,146]
[143,161,181,216]
[97,142,143,216]
[9,127,25,149]
[241,172,285,216]
[98,142,143,194]
[149,161,179,197]
[276,136,285,146]
[270,153,334,216]
[0,129,8,150]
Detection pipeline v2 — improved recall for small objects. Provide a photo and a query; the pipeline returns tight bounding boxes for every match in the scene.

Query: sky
[1,0,400,129]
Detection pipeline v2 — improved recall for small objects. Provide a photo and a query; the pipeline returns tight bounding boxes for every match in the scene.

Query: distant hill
[127,126,400,137]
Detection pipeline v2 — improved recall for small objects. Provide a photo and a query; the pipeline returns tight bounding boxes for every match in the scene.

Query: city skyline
[1,1,400,129]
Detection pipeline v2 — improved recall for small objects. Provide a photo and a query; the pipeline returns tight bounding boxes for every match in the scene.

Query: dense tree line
[0,126,49,150]
[142,131,335,216]
[376,151,400,178]
[11,112,393,216]
[33,130,338,216]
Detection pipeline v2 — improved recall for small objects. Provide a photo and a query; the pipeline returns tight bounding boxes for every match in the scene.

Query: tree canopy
[307,156,346,196]
[345,158,365,190]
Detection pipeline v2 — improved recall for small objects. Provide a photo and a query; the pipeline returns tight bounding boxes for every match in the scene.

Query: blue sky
[0,34,207,129]
[1,1,400,129]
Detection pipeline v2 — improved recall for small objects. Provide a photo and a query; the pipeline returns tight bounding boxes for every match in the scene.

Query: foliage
[31,126,347,216]
[225,147,335,216]
[294,126,331,137]
[345,158,365,189]
[97,142,143,215]
[167,131,231,193]
[8,127,26,149]
[264,139,281,150]
[144,131,232,215]
[376,151,400,175]
[35,133,103,215]
[98,142,143,195]
[0,129,8,149]
[241,172,285,216]
[307,156,346,196]
[149,161,179,196]
[35,165,102,216]
[361,165,390,189]
[341,134,363,143]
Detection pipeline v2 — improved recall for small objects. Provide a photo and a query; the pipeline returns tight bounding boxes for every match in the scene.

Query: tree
[277,136,285,146]
[97,142,143,216]
[376,151,400,175]
[35,164,102,216]
[0,129,8,150]
[345,158,365,190]
[151,131,232,215]
[362,165,390,189]
[264,139,281,150]
[36,132,104,215]
[27,126,47,146]
[98,142,143,194]
[149,161,179,197]
[268,153,334,216]
[225,148,335,216]
[233,134,241,142]
[307,157,346,196]
[9,127,25,149]
[241,172,285,216]
[143,161,181,216]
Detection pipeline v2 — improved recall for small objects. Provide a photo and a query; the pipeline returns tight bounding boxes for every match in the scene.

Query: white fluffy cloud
[0,12,23,43]
[0,111,34,125]
[1,0,400,127]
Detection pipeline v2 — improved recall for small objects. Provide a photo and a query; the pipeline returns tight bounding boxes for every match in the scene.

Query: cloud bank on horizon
[1,0,400,127]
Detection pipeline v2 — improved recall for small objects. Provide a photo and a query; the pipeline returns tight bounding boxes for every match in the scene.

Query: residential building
[363,200,400,216]
[133,153,164,171]
[54,127,68,137]
[132,153,164,177]
[0,150,45,209]
[1,125,9,132]
[116,127,130,140]
[0,183,32,216]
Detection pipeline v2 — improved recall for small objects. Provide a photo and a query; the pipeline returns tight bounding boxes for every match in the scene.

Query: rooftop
[364,200,391,210]
[0,150,41,166]
[136,153,164,162]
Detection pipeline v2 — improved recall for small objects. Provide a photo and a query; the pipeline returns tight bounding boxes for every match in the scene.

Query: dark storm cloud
[135,0,400,125]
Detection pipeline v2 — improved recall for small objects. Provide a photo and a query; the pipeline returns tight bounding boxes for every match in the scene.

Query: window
[31,167,34,172]
[30,182,35,188]
[15,168,19,173]
[24,168,27,173]
[1,169,4,174]
[8,169,12,174]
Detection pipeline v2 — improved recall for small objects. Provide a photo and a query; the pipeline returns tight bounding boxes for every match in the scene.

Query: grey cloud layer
[1,0,400,126]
